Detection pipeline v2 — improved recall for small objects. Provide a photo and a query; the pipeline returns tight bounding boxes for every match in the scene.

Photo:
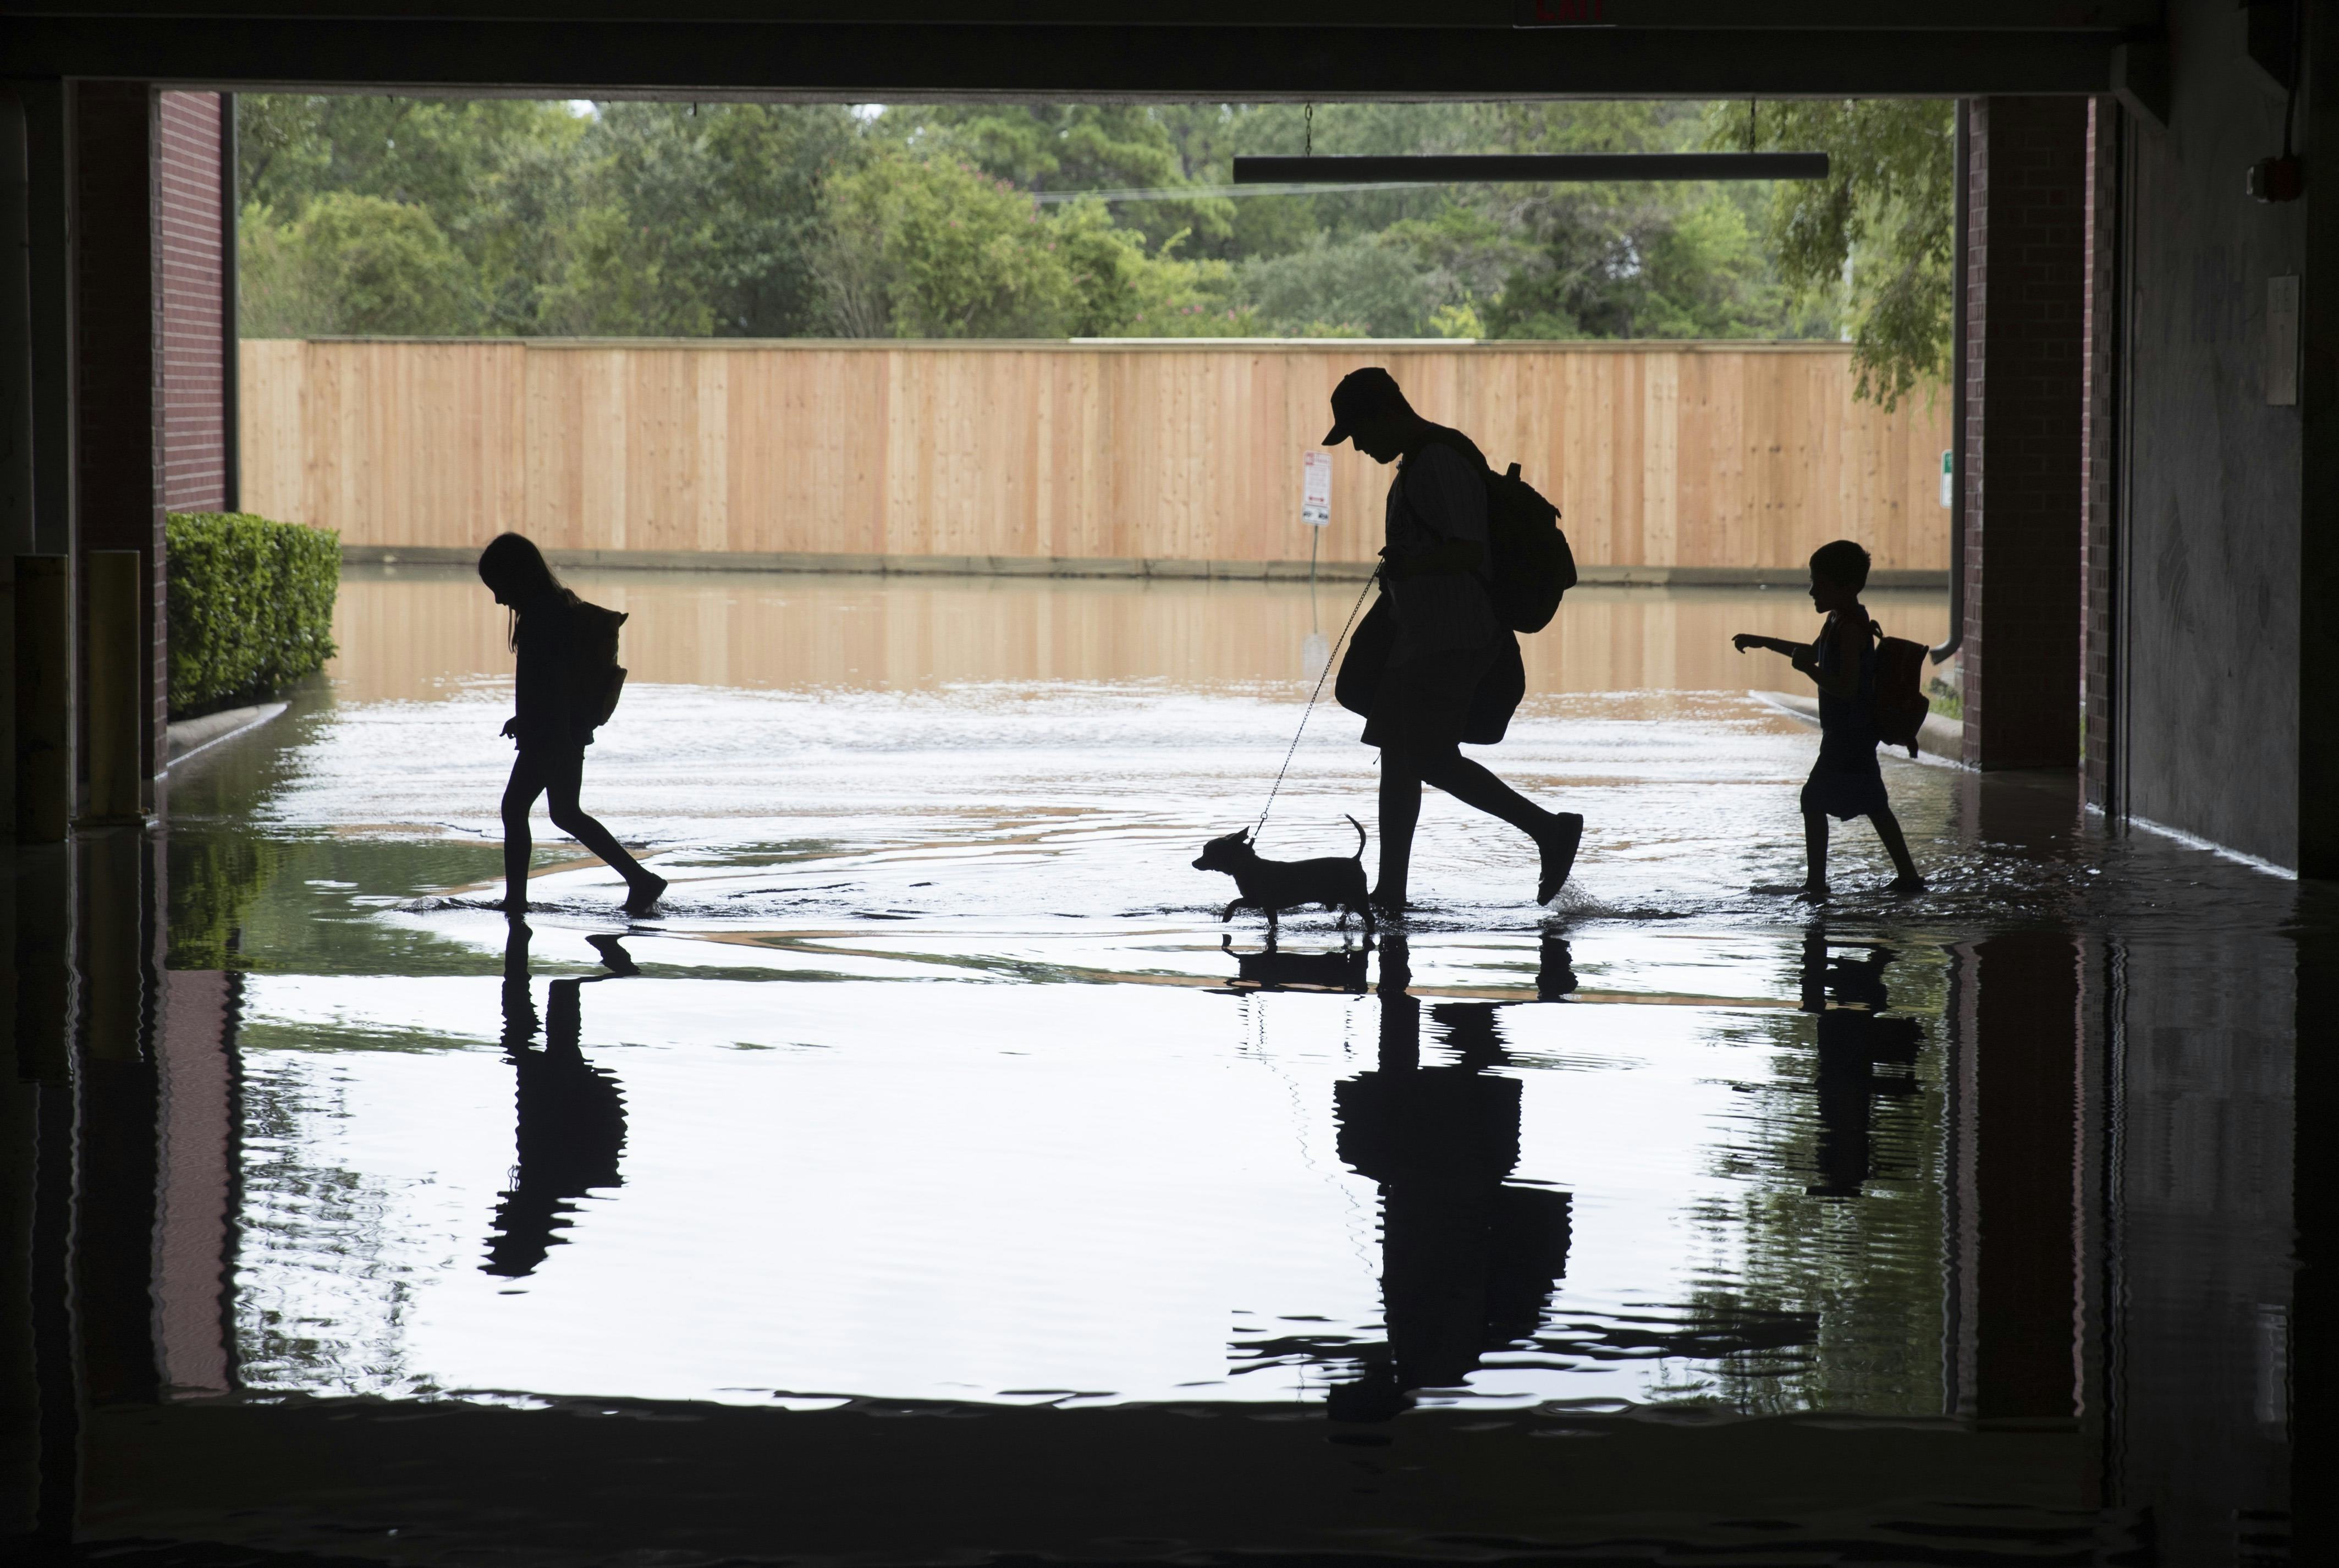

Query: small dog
[1192,816,1373,932]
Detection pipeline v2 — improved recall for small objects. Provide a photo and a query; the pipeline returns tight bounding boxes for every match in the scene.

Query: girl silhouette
[478,533,667,915]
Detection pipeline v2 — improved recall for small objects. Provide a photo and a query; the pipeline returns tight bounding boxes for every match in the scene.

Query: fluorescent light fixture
[1232,152,1829,183]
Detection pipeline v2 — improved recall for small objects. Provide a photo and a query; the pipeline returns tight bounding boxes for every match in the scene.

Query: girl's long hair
[477,532,563,651]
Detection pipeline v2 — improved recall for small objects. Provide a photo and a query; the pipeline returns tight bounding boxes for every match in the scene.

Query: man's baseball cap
[1323,366,1413,445]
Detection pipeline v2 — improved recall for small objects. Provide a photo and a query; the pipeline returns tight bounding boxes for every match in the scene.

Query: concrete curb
[1751,690,1964,764]
[341,544,1947,591]
[167,701,289,766]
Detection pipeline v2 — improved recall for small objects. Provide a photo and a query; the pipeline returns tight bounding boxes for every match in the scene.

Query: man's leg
[1418,752,1551,840]
[1417,751,1582,902]
[1375,752,1424,911]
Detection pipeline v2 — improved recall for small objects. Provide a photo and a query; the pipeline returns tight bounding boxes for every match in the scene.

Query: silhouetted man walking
[1325,368,1583,911]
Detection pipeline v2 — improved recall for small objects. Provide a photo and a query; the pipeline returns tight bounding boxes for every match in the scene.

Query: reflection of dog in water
[1193,816,1373,932]
[1220,931,1372,993]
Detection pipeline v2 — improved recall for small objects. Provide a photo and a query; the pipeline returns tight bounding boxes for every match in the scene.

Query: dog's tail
[1344,813,1366,860]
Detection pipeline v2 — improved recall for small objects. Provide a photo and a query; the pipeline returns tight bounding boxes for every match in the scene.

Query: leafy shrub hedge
[166,511,340,718]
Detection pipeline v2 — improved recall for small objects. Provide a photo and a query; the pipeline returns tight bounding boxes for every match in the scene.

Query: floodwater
[13,568,2310,1565]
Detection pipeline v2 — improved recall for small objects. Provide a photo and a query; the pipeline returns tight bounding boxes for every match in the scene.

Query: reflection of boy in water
[1327,936,1573,1421]
[1798,928,1922,1200]
[484,922,630,1279]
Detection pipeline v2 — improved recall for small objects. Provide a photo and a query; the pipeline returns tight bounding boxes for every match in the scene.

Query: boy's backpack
[1870,622,1931,757]
[562,590,629,732]
[1413,430,1577,634]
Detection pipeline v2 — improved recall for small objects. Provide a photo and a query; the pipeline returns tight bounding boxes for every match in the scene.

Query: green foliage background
[1706,100,1956,410]
[236,96,1948,397]
[168,834,285,970]
[166,512,341,717]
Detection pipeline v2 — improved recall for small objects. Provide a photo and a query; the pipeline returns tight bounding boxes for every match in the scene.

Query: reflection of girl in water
[485,921,629,1279]
[478,533,666,915]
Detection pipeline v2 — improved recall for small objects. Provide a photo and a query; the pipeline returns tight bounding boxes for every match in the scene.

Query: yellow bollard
[12,552,67,841]
[84,548,144,824]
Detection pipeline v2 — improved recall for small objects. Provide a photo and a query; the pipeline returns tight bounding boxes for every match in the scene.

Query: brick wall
[1962,97,2088,771]
[157,92,225,513]
[2081,99,2121,809]
[73,81,168,798]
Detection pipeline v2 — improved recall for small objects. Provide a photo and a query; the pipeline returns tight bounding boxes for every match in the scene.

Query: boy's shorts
[1802,758,1890,822]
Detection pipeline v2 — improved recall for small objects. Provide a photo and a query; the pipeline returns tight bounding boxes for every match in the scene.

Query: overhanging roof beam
[0,0,2161,26]
[0,1,2166,26]
[0,21,2129,97]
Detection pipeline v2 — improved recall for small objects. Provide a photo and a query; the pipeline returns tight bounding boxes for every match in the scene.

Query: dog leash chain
[1253,574,1376,843]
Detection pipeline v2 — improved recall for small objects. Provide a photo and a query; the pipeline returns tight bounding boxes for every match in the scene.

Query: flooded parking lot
[30,569,2309,1563]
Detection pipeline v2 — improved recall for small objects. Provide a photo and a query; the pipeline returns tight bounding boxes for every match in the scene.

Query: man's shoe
[623,873,669,916]
[1538,813,1583,905]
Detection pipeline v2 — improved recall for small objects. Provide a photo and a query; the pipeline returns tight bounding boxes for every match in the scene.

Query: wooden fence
[240,338,1951,574]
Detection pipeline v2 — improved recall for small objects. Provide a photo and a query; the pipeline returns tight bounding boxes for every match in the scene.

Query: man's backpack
[1870,624,1931,757]
[562,591,629,733]
[1483,460,1577,633]
[1413,430,1577,634]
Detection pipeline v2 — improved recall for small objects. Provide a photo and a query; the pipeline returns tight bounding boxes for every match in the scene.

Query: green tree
[1709,100,1955,407]
[1050,201,1245,337]
[229,92,1859,348]
[238,96,585,333]
[821,153,1082,337]
[1485,188,1799,340]
[878,104,1236,255]
[1239,235,1436,337]
[551,103,862,337]
[239,192,476,335]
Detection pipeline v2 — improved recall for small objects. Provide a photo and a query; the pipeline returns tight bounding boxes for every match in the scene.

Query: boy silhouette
[1734,540,1925,899]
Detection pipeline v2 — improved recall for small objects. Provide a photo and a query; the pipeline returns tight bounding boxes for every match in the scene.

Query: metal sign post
[1300,448,1334,673]
[1301,448,1332,594]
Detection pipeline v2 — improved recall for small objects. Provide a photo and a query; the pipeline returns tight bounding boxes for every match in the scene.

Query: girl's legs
[507,748,667,913]
[501,751,550,911]
[540,749,667,910]
[1870,807,1925,890]
[1801,808,1831,896]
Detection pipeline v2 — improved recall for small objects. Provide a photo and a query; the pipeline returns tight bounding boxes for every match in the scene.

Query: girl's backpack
[562,591,630,732]
[1870,623,1931,757]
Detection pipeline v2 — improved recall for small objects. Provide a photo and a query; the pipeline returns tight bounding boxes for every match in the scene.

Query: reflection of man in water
[1327,934,1573,1421]
[1798,927,1921,1199]
[483,922,630,1279]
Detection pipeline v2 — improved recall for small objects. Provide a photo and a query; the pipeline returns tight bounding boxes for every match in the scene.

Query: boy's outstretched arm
[1731,632,1859,698]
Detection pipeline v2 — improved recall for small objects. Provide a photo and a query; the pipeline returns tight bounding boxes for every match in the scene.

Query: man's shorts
[1362,641,1496,755]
